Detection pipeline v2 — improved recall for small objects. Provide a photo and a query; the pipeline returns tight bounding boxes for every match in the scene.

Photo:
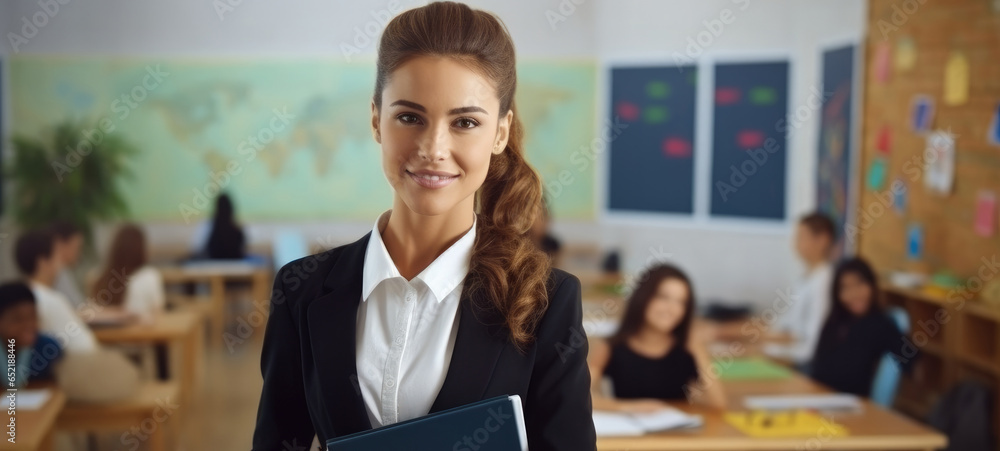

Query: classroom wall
[857,0,1000,278]
[1,2,14,280]
[0,0,868,307]
[573,0,866,305]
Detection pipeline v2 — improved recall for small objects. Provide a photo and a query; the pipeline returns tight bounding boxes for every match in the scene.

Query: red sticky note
[737,130,765,149]
[876,125,892,155]
[616,101,640,121]
[875,42,891,84]
[975,191,996,237]
[715,87,741,105]
[662,137,692,158]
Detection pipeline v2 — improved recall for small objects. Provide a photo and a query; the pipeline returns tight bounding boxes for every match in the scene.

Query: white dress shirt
[356,209,476,428]
[30,281,99,354]
[54,268,86,309]
[121,266,167,321]
[765,262,833,365]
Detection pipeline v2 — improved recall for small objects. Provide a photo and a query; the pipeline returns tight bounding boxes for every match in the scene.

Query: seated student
[589,264,725,411]
[51,222,87,309]
[764,212,836,369]
[810,257,911,397]
[15,230,140,403]
[0,282,63,388]
[15,229,99,354]
[91,224,165,322]
[204,192,247,260]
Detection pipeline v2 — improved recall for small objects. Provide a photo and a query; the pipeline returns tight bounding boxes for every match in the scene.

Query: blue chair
[272,230,309,273]
[870,307,911,407]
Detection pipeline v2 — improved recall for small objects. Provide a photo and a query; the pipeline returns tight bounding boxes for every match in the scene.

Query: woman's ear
[371,101,381,144]
[493,109,514,155]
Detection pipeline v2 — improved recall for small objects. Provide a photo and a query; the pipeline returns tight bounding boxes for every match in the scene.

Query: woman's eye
[397,113,421,125]
[455,118,479,129]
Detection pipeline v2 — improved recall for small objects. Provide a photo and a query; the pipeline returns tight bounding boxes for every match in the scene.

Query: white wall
[0,0,867,308]
[546,0,866,307]
[0,0,595,57]
[1,1,16,279]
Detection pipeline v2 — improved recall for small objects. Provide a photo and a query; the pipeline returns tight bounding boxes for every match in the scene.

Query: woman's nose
[417,123,450,161]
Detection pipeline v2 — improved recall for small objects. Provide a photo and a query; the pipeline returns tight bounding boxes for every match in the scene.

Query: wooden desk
[158,263,271,346]
[597,374,947,451]
[57,382,179,451]
[0,389,65,451]
[92,312,203,406]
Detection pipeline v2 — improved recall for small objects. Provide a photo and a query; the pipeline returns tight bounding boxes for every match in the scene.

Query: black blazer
[252,232,596,451]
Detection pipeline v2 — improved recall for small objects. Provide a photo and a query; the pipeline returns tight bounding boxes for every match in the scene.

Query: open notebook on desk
[593,407,703,436]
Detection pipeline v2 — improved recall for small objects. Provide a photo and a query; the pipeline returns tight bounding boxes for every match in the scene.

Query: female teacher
[251,2,597,450]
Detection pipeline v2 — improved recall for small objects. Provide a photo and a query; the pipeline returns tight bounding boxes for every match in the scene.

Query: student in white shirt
[15,229,141,403]
[15,229,98,354]
[51,222,87,309]
[764,212,836,368]
[90,224,165,321]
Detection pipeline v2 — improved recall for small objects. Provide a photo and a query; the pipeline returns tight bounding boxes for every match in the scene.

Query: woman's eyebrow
[449,106,489,115]
[389,99,489,116]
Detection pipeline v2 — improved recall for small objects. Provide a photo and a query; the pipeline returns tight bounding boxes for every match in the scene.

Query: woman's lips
[407,170,458,189]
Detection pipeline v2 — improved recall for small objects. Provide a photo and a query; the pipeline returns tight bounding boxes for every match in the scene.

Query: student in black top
[204,192,246,260]
[810,257,911,396]
[589,264,725,411]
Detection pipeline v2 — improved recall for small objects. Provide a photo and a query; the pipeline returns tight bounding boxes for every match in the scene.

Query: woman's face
[643,278,689,335]
[373,55,512,217]
[838,271,873,316]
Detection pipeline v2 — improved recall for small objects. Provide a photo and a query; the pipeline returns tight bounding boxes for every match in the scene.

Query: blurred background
[1,0,998,450]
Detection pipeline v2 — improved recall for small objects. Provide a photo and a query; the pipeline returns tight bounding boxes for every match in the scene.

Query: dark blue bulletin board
[710,61,789,220]
[0,57,4,217]
[816,45,856,242]
[608,66,697,214]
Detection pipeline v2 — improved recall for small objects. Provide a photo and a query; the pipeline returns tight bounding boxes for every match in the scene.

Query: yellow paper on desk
[724,410,848,438]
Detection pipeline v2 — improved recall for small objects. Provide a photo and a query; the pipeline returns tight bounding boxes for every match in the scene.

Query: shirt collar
[361,209,477,303]
[29,280,57,297]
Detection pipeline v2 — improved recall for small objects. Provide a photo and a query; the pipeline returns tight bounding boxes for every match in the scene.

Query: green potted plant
[5,120,137,241]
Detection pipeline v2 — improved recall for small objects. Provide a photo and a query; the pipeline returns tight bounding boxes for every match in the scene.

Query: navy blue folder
[326,395,527,451]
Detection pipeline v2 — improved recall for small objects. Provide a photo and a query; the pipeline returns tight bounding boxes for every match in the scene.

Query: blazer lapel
[306,232,373,437]
[305,231,509,433]
[429,283,509,413]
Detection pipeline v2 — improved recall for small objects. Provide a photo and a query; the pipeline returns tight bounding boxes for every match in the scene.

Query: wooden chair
[56,382,180,451]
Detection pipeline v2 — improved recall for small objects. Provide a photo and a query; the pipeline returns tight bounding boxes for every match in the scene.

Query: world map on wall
[10,58,596,222]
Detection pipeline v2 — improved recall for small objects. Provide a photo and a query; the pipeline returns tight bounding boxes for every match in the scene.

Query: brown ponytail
[375,2,551,351]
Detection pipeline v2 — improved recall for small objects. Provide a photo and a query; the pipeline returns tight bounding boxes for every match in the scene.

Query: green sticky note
[646,81,671,99]
[642,106,669,123]
[867,158,887,190]
[712,357,792,380]
[749,87,777,105]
